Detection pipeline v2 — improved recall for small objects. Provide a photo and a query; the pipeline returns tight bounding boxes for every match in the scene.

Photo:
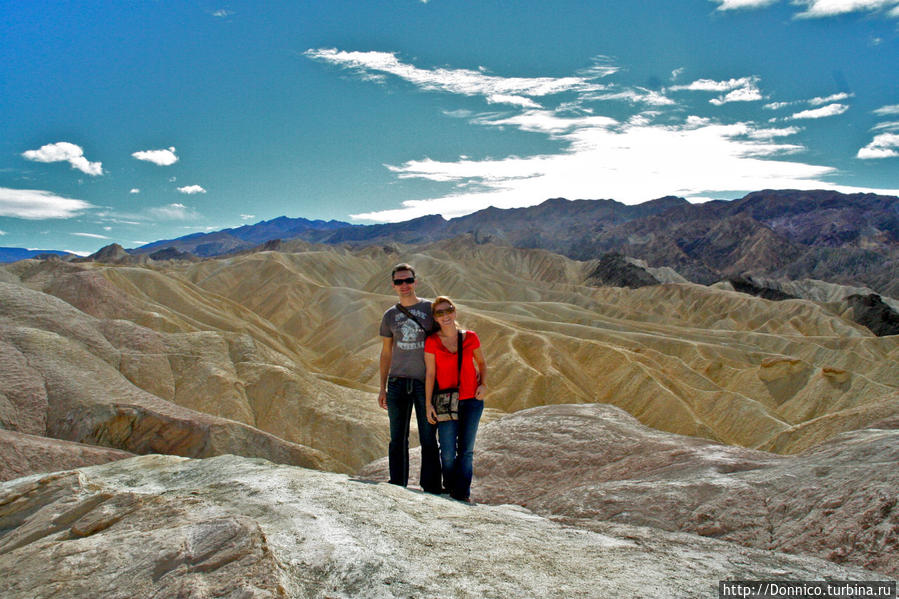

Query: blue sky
[2,1,898,254]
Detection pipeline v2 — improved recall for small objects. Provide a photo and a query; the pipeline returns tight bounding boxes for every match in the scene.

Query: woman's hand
[426,401,438,425]
[475,384,487,400]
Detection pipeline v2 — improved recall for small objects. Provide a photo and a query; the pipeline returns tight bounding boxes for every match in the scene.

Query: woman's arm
[473,347,487,400]
[424,352,438,424]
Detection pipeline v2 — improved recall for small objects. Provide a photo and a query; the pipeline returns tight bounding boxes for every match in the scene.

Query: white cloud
[353,109,897,222]
[212,9,233,17]
[710,86,764,105]
[132,146,179,166]
[789,103,849,120]
[874,104,899,116]
[670,76,763,105]
[486,94,542,108]
[808,92,852,105]
[586,89,676,106]
[714,0,899,17]
[857,133,899,159]
[72,232,111,240]
[22,142,103,176]
[747,126,802,139]
[671,77,757,92]
[147,203,199,220]
[576,58,621,79]
[97,202,201,223]
[0,187,95,219]
[794,0,899,18]
[671,67,686,81]
[308,51,899,224]
[712,0,780,9]
[96,214,142,226]
[177,185,206,194]
[0,230,6,235]
[766,93,852,110]
[130,188,141,194]
[240,214,255,220]
[872,121,899,131]
[305,49,611,107]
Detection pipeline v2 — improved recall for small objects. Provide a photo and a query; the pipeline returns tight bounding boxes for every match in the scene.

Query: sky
[1,1,898,254]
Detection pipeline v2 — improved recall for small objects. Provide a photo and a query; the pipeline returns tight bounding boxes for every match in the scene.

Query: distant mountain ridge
[10,189,898,296]
[303,190,898,296]
[0,247,73,264]
[132,216,349,257]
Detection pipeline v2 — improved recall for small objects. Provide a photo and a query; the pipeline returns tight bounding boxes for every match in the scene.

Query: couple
[377,263,488,502]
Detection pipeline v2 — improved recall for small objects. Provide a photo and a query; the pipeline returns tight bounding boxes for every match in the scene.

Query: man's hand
[378,389,388,410]
[475,384,487,400]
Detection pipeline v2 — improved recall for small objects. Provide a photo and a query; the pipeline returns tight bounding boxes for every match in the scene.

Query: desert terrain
[1,236,897,594]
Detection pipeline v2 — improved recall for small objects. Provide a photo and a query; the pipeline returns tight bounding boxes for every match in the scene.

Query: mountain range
[0,248,73,263]
[132,216,348,257]
[4,189,896,298]
[126,189,898,296]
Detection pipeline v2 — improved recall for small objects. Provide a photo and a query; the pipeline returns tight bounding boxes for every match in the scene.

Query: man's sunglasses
[434,306,456,317]
[393,277,416,285]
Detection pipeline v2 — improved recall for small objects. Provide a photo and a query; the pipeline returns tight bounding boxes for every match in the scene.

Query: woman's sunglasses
[434,306,456,317]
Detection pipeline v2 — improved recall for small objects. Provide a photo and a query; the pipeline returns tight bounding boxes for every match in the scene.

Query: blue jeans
[386,377,442,493]
[437,398,484,500]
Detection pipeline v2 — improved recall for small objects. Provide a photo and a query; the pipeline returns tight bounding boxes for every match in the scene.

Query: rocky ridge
[0,429,133,483]
[0,277,348,475]
[0,454,892,598]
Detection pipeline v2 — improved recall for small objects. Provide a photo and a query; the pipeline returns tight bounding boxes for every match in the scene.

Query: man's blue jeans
[386,377,442,493]
[437,398,484,501]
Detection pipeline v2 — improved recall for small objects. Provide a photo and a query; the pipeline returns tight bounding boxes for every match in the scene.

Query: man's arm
[378,336,393,409]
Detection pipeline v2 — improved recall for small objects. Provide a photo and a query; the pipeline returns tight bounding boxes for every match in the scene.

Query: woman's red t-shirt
[425,330,481,400]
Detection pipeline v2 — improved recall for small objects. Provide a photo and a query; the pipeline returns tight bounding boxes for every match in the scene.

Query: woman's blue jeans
[437,398,484,500]
[386,377,442,493]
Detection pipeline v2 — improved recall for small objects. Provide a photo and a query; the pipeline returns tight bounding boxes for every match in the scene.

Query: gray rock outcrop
[1,454,892,598]
[478,404,899,577]
[361,403,899,577]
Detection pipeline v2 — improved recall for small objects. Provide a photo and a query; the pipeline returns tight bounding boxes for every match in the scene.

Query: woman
[424,296,487,502]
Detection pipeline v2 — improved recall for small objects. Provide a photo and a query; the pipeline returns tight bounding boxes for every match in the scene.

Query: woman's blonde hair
[431,295,455,314]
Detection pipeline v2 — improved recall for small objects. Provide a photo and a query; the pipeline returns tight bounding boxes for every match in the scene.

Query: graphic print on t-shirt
[396,308,428,351]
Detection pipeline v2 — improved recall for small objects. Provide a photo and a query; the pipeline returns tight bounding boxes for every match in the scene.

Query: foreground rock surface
[371,404,898,578]
[361,403,899,577]
[1,455,892,599]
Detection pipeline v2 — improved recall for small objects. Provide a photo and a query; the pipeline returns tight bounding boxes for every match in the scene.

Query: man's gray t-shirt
[379,300,434,382]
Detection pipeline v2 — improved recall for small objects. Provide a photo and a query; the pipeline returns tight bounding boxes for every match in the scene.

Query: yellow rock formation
[2,240,897,470]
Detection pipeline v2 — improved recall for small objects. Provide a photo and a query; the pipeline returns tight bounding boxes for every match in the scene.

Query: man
[378,263,442,493]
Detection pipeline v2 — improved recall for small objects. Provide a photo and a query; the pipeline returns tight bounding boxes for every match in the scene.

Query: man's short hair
[391,263,416,278]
